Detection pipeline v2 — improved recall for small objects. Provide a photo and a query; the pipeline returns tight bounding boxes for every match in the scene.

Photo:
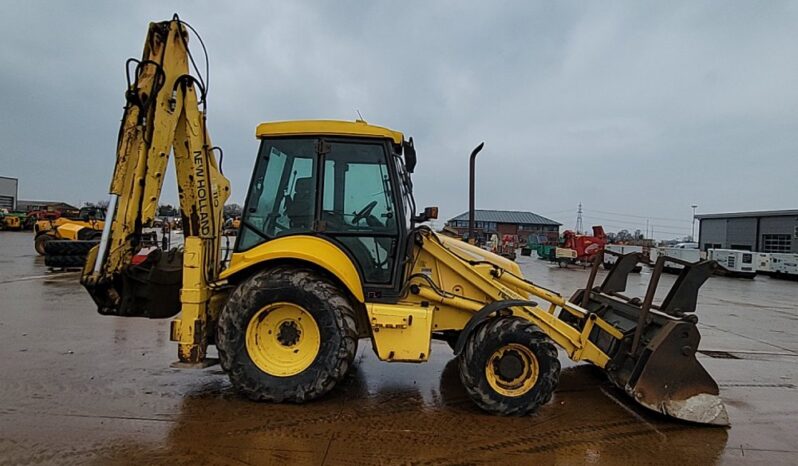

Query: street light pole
[691,204,698,241]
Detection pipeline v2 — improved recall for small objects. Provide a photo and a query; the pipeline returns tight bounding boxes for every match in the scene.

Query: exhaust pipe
[468,142,485,243]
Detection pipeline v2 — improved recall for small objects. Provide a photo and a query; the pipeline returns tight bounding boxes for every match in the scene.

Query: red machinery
[561,226,607,262]
[498,234,518,261]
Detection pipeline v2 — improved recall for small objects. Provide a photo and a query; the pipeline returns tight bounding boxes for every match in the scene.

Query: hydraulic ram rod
[93,194,118,274]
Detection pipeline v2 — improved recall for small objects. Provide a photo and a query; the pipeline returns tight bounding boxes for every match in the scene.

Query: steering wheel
[351,200,378,225]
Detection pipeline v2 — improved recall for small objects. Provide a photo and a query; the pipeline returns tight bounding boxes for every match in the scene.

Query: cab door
[319,140,403,290]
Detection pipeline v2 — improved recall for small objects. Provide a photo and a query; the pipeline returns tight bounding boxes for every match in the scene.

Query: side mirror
[412,206,438,223]
[403,137,417,173]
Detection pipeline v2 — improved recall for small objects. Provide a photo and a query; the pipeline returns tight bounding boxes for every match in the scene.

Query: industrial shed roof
[695,209,798,220]
[448,210,561,226]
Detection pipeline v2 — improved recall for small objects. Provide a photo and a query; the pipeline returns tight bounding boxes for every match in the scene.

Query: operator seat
[285,177,314,229]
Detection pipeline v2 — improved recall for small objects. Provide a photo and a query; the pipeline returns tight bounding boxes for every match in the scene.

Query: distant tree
[158,204,178,217]
[615,229,633,242]
[224,203,242,219]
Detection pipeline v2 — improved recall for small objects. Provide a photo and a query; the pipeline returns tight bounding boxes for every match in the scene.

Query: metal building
[16,200,77,212]
[0,176,18,210]
[696,209,798,253]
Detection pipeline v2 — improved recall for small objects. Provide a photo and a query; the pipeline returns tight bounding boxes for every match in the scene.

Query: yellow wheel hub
[245,302,321,377]
[485,343,539,397]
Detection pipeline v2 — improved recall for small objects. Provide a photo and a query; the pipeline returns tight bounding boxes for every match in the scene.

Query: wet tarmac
[1,230,796,464]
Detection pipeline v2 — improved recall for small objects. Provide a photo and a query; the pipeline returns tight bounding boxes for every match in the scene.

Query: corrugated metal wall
[700,215,798,253]
[726,218,757,250]
[699,219,727,250]
[0,177,18,210]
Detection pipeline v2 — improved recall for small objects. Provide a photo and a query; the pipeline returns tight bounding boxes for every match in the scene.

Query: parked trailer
[604,244,644,272]
[653,247,702,273]
[770,253,798,280]
[707,249,756,278]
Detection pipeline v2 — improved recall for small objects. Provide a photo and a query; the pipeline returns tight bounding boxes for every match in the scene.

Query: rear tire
[217,266,358,403]
[459,317,560,416]
[44,240,99,256]
[45,254,87,268]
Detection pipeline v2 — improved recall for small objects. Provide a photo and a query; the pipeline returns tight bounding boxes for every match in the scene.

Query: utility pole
[691,204,698,241]
[575,203,583,234]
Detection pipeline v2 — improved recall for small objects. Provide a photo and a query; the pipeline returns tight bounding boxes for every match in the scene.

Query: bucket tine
[600,252,642,294]
[660,260,716,316]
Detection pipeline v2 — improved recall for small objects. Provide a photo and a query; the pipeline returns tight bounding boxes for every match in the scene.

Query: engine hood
[435,233,523,277]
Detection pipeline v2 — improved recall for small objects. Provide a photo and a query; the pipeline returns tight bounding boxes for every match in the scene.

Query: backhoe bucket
[82,246,183,319]
[569,252,729,426]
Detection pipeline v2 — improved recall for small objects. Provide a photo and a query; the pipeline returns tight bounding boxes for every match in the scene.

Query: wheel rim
[245,302,321,377]
[485,343,539,397]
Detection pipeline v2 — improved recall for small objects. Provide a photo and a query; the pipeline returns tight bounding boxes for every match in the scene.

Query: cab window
[321,143,397,234]
[237,139,317,250]
[321,142,398,283]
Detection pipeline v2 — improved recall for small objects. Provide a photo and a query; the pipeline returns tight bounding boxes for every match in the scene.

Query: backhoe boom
[82,17,230,363]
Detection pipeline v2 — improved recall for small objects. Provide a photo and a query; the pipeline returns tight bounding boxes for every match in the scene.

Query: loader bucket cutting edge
[572,252,730,426]
[618,318,730,426]
[632,391,729,426]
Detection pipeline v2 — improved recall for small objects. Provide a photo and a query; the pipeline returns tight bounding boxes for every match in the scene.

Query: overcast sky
[1,1,796,239]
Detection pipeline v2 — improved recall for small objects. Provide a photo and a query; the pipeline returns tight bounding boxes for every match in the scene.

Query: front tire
[34,234,52,255]
[459,317,560,416]
[217,266,358,403]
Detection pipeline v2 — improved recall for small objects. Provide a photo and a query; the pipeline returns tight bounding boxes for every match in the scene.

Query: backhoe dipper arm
[82,17,230,362]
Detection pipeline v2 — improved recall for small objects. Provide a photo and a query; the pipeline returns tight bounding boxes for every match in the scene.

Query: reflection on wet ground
[0,231,795,464]
[89,352,730,465]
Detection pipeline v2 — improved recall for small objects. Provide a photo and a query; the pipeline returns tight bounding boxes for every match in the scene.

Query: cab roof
[256,120,404,144]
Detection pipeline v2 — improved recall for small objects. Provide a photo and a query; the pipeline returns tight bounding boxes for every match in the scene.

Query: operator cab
[78,206,105,221]
[237,120,420,297]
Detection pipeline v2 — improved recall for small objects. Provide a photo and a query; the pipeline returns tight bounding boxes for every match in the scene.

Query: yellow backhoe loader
[34,206,105,255]
[81,16,728,425]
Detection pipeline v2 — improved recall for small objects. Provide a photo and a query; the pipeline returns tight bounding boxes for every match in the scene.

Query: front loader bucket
[623,319,728,425]
[569,252,729,426]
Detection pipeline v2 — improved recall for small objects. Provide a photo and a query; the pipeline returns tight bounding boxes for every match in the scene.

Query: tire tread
[217,266,358,403]
[459,316,561,416]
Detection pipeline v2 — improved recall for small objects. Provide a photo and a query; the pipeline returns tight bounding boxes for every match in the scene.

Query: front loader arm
[407,229,728,425]
[82,17,230,363]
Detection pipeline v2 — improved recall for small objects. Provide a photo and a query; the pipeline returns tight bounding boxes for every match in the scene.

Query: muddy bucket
[570,252,729,426]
